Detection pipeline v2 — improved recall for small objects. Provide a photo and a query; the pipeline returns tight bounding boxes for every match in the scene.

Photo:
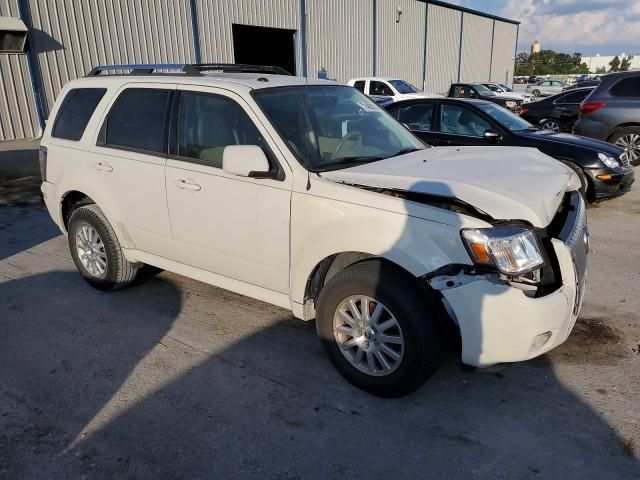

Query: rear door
[553,90,592,126]
[165,85,292,294]
[431,102,497,146]
[88,83,176,258]
[390,102,438,144]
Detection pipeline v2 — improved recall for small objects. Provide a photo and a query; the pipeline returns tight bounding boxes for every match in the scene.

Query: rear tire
[540,118,562,133]
[68,204,139,291]
[609,127,640,164]
[532,89,541,97]
[316,260,445,398]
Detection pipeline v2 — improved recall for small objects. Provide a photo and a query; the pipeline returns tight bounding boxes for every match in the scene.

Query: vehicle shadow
[0,205,59,261]
[0,145,42,207]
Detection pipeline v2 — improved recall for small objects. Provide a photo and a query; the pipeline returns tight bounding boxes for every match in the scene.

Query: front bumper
[438,193,588,368]
[588,167,635,200]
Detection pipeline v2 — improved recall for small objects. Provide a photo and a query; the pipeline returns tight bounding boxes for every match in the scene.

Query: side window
[103,88,172,154]
[177,92,266,168]
[370,81,393,96]
[486,84,499,92]
[353,80,366,93]
[557,90,590,104]
[610,77,640,97]
[52,88,106,141]
[438,104,491,137]
[396,104,434,132]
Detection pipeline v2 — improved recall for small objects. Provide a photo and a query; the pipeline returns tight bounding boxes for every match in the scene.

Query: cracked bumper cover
[439,239,583,367]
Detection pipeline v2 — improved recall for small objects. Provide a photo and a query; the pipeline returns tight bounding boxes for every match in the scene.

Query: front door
[165,86,291,294]
[430,103,497,147]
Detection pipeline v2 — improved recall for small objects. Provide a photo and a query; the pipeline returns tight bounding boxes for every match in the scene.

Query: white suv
[40,64,588,397]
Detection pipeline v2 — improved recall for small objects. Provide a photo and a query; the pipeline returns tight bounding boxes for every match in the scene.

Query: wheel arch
[607,123,640,141]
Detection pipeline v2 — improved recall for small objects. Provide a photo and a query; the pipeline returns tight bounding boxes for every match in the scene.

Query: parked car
[527,76,539,84]
[41,63,589,397]
[447,83,523,113]
[347,77,441,104]
[386,98,634,201]
[526,80,567,97]
[520,87,596,133]
[481,82,535,103]
[514,76,528,84]
[563,79,600,91]
[574,71,640,164]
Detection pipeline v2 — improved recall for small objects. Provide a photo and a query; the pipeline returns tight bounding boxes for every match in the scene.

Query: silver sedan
[526,80,567,97]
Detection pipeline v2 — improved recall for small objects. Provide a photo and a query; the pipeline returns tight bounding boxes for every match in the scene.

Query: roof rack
[86,63,292,77]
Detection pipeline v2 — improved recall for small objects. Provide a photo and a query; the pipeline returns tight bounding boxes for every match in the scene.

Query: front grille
[620,152,631,168]
[556,192,589,314]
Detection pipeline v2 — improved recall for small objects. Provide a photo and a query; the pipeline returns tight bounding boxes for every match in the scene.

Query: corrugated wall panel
[425,4,461,95]
[459,14,493,83]
[25,0,196,116]
[375,0,425,88]
[196,0,300,69]
[491,21,517,85]
[306,0,373,82]
[0,0,40,140]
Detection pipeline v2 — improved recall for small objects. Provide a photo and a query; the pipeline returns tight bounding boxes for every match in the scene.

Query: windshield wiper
[317,156,386,171]
[388,147,423,158]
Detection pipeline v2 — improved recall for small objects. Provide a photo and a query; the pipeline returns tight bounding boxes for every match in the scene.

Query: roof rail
[86,63,292,77]
[183,63,292,76]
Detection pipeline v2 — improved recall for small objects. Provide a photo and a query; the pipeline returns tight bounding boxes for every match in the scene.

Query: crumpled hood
[322,147,579,228]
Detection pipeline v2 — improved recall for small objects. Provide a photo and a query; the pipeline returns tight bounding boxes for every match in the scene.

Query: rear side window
[395,104,434,131]
[102,88,172,154]
[52,88,106,141]
[610,77,640,97]
[557,90,590,104]
[353,80,366,93]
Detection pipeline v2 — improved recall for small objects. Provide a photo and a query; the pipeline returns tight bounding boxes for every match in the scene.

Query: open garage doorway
[232,24,297,75]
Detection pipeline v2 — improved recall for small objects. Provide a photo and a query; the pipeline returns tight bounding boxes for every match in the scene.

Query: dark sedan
[386,98,634,201]
[447,83,522,113]
[520,87,595,133]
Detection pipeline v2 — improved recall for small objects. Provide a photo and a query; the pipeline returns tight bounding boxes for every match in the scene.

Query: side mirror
[223,145,272,178]
[484,129,501,143]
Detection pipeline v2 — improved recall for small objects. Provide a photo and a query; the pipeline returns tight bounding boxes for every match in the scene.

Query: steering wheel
[333,131,363,158]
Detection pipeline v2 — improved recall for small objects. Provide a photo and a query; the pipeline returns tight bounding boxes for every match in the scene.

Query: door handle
[95,161,113,172]
[174,179,201,191]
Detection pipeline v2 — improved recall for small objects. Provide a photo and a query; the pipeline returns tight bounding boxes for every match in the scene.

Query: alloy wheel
[615,134,640,163]
[75,223,108,277]
[541,120,561,133]
[333,295,404,376]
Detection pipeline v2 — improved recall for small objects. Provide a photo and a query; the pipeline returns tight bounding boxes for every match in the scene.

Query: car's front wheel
[532,89,541,97]
[68,204,139,291]
[316,260,445,397]
[610,127,640,164]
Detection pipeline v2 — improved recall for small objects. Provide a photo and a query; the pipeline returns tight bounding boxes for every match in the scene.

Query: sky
[449,0,640,56]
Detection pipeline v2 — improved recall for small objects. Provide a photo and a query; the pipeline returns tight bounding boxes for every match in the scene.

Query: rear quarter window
[52,88,107,141]
[610,77,640,97]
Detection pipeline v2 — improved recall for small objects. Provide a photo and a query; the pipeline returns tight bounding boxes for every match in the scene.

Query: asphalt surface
[0,144,638,479]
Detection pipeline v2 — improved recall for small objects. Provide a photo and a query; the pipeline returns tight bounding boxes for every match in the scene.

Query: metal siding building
[0,0,519,141]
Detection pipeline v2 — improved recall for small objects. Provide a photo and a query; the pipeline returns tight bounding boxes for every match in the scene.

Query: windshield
[253,85,424,172]
[389,80,418,94]
[477,103,533,131]
[473,84,496,96]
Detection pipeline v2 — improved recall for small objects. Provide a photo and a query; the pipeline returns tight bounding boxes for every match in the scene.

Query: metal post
[488,20,495,82]
[16,0,46,132]
[299,0,307,77]
[372,0,377,76]
[512,24,520,87]
[457,12,464,82]
[188,0,202,63]
[422,3,429,90]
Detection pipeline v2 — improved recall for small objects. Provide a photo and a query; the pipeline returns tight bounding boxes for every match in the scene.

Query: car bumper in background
[573,118,608,141]
[588,168,635,200]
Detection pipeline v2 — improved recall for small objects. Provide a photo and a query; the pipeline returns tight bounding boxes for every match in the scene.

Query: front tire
[316,261,445,398]
[532,89,541,97]
[68,204,139,291]
[558,160,590,200]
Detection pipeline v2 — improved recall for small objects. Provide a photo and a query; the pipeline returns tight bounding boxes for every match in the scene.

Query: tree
[595,66,607,74]
[620,56,633,71]
[609,56,621,72]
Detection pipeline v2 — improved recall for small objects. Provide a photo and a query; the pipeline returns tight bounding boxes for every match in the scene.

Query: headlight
[462,226,544,275]
[506,101,516,108]
[598,152,620,169]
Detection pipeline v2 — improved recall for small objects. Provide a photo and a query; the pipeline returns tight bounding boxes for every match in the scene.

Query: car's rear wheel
[540,118,562,133]
[532,89,541,97]
[68,204,139,291]
[610,127,640,164]
[316,260,445,398]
